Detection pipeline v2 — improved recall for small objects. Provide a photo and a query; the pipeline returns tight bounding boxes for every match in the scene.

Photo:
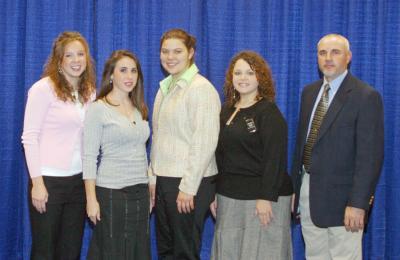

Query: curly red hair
[43,31,96,103]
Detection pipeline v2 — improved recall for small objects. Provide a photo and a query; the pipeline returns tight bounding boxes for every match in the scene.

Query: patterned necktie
[303,84,331,172]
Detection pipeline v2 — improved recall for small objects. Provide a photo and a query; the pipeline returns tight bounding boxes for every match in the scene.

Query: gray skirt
[211,194,292,260]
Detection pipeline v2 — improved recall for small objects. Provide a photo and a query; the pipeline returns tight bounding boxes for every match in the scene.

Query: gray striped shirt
[83,100,149,189]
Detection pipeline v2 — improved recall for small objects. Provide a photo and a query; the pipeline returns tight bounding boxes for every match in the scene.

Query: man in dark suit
[291,34,384,259]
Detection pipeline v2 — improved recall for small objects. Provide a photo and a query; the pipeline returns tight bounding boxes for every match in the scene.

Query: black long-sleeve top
[216,99,293,201]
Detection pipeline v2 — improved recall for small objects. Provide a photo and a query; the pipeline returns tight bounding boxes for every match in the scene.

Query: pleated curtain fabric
[1,1,400,259]
[303,84,330,172]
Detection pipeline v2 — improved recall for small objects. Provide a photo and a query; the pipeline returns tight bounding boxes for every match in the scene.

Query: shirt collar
[159,64,199,96]
[323,70,348,93]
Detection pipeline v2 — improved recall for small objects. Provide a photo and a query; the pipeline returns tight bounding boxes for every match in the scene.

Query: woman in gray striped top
[83,50,151,259]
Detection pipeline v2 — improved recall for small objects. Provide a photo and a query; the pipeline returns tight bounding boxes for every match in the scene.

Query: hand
[255,199,274,227]
[344,206,365,232]
[149,184,156,212]
[210,197,217,218]
[31,179,48,214]
[87,198,101,225]
[176,191,194,214]
[291,194,295,213]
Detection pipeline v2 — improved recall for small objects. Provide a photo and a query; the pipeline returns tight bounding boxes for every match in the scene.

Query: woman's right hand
[87,198,101,225]
[210,197,217,218]
[149,184,156,211]
[31,177,48,214]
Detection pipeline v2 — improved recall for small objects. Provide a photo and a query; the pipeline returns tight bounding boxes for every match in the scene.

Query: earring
[233,89,237,99]
[58,67,63,74]
[109,79,113,85]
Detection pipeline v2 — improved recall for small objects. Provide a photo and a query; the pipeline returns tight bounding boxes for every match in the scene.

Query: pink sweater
[22,77,94,178]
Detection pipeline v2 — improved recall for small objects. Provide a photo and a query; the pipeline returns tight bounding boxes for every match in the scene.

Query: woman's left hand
[149,184,156,212]
[255,199,274,227]
[176,191,194,214]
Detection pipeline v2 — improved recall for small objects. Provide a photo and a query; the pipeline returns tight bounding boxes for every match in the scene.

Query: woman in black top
[211,51,293,260]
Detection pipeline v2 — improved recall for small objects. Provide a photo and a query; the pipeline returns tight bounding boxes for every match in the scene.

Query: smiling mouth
[71,65,81,71]
[166,62,178,67]
[124,82,133,86]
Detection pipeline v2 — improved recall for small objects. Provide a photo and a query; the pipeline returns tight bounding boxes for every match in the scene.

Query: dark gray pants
[155,176,216,260]
[29,173,86,260]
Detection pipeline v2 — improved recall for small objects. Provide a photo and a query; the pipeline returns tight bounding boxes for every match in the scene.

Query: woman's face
[160,38,194,77]
[232,59,259,98]
[60,40,87,85]
[111,56,138,95]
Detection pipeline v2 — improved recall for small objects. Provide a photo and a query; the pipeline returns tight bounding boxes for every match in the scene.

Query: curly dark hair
[224,51,275,106]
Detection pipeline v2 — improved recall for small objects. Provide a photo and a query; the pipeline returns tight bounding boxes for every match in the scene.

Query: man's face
[317,36,352,82]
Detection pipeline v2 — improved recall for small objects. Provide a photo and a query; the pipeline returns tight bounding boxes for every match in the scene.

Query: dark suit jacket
[291,73,384,227]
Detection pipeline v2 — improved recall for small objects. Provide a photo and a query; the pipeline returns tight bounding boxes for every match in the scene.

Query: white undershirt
[41,92,85,177]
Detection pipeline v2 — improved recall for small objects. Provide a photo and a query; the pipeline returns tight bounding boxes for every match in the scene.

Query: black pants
[29,173,86,260]
[87,184,151,260]
[155,176,216,260]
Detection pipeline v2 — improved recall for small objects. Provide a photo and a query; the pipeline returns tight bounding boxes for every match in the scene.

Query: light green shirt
[160,64,199,96]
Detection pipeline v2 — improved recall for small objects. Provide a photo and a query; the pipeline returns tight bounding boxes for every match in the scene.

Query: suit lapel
[301,81,322,145]
[316,73,354,142]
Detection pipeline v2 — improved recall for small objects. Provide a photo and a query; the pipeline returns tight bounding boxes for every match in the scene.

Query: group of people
[22,28,383,260]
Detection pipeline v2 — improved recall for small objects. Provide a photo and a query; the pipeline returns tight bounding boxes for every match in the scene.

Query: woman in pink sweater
[21,31,96,260]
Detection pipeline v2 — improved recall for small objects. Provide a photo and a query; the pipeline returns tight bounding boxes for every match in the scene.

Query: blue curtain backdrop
[1,0,399,259]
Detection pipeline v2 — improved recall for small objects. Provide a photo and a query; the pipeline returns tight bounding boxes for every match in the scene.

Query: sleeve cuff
[178,182,197,196]
[258,190,279,202]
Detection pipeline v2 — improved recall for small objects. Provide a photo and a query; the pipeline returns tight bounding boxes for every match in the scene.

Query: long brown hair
[160,28,196,65]
[224,51,275,107]
[96,50,148,120]
[43,31,95,103]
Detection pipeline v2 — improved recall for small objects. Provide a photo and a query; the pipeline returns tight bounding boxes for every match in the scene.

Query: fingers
[149,185,156,210]
[210,200,217,218]
[88,210,101,225]
[177,198,193,214]
[189,198,195,210]
[291,194,295,213]
[210,206,216,218]
[177,200,183,213]
[347,217,363,232]
[31,185,48,214]
[344,208,365,232]
[344,215,350,231]
[89,216,97,225]
[87,200,101,225]
[32,193,48,213]
[33,198,47,214]
[344,215,359,232]
[150,196,155,209]
[256,210,273,227]
[176,192,195,214]
[149,193,155,212]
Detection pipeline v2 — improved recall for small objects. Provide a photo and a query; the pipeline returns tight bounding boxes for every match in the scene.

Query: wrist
[86,196,98,202]
[31,177,45,187]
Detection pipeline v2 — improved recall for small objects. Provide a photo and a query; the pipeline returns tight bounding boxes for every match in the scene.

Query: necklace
[236,97,259,109]
[104,95,136,125]
[226,97,261,126]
